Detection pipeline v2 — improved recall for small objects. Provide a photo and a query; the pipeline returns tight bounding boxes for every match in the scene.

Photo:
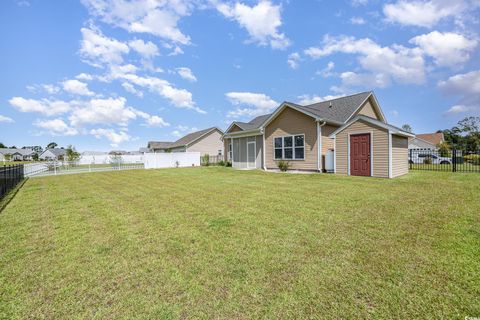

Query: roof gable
[415,133,444,145]
[169,127,223,148]
[329,115,414,138]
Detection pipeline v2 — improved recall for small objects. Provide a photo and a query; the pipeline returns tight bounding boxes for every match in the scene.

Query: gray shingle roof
[45,148,66,156]
[231,113,272,131]
[0,148,35,156]
[292,91,372,123]
[226,92,374,135]
[148,141,173,150]
[168,127,223,148]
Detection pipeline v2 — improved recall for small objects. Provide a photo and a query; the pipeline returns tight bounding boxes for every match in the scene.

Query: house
[223,91,414,178]
[148,127,224,156]
[408,132,444,150]
[0,148,36,161]
[39,148,66,160]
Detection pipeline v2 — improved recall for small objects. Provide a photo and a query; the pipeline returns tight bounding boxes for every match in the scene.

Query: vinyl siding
[321,124,338,169]
[355,99,381,120]
[392,135,408,177]
[186,130,223,156]
[265,107,318,171]
[228,124,243,133]
[335,119,389,178]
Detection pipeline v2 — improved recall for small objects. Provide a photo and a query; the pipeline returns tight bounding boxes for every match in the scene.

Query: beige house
[223,91,413,178]
[148,127,224,157]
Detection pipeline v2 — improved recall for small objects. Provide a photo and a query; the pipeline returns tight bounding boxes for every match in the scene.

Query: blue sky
[1,0,479,151]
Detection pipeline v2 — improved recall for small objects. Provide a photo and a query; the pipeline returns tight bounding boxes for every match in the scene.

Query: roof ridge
[302,91,371,107]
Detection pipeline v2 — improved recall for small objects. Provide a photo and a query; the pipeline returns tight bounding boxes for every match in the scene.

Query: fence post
[452,149,457,173]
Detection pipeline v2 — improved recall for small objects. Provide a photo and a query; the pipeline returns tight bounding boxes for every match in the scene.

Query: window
[273,134,305,160]
[218,150,222,156]
[228,143,232,161]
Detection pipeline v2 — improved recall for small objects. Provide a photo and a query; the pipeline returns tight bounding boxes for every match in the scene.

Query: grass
[0,168,479,319]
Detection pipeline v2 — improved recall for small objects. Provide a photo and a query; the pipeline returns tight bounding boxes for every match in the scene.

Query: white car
[409,153,452,165]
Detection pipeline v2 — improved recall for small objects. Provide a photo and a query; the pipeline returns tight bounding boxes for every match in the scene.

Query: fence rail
[0,165,24,199]
[409,148,480,173]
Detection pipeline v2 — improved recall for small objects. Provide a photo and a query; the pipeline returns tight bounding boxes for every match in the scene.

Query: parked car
[409,153,452,165]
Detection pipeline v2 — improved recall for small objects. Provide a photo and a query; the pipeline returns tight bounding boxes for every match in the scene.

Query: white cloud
[410,31,477,67]
[438,70,480,97]
[26,84,61,94]
[340,71,391,88]
[316,61,335,77]
[128,39,159,59]
[34,119,78,136]
[438,70,480,115]
[297,94,345,105]
[304,35,426,87]
[79,26,130,67]
[81,0,192,45]
[121,82,144,97]
[172,125,198,137]
[113,72,205,113]
[444,105,471,114]
[383,0,467,28]
[350,17,366,25]
[0,115,14,123]
[287,52,301,69]
[90,128,132,147]
[76,73,94,81]
[69,97,138,127]
[144,115,170,127]
[62,79,95,96]
[177,67,197,82]
[226,92,278,118]
[9,97,71,116]
[168,46,184,56]
[391,110,399,117]
[217,0,291,49]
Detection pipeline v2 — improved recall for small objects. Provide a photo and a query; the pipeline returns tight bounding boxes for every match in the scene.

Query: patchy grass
[0,168,479,319]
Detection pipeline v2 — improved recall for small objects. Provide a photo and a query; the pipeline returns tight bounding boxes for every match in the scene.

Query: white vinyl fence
[24,163,49,177]
[144,152,200,169]
[79,154,144,165]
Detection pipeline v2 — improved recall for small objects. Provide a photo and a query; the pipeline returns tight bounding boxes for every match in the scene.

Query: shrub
[464,154,480,165]
[218,160,225,166]
[201,154,210,166]
[277,160,290,172]
[225,161,232,167]
[423,156,433,165]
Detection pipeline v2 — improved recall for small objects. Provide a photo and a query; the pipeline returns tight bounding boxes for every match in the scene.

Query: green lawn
[1,168,479,319]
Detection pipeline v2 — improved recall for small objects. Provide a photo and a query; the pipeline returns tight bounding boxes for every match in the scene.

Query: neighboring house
[148,127,224,156]
[0,148,36,161]
[223,91,414,178]
[408,132,445,150]
[39,148,66,160]
[147,141,173,153]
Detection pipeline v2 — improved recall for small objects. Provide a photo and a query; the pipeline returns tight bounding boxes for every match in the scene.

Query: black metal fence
[0,165,25,199]
[409,148,480,173]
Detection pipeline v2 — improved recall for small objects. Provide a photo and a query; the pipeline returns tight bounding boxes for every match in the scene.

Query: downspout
[230,137,234,166]
[261,128,266,170]
[316,120,326,172]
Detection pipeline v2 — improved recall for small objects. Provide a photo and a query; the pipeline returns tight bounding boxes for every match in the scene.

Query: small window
[274,137,283,160]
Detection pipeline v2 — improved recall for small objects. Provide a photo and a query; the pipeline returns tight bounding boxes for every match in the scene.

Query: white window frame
[273,134,305,161]
[228,142,232,161]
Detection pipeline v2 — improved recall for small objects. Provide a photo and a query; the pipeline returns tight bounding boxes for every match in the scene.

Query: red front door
[350,133,371,176]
